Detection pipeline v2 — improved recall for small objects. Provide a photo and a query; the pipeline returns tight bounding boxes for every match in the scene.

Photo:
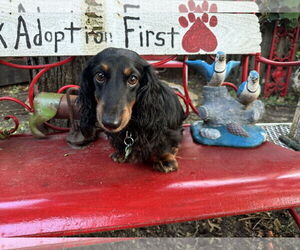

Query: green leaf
[279,13,300,20]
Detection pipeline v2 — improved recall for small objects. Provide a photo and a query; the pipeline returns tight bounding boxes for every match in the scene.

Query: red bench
[0,0,300,237]
[1,128,300,237]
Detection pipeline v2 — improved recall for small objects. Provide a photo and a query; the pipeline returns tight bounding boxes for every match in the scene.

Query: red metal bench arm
[241,53,300,82]
[255,54,300,67]
[149,55,177,67]
[0,57,76,69]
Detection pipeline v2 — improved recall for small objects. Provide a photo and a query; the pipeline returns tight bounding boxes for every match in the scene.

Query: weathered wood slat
[0,0,261,56]
[0,0,258,13]
[0,58,30,86]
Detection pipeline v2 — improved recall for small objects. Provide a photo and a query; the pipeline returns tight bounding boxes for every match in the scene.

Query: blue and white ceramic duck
[237,70,261,106]
[185,51,240,86]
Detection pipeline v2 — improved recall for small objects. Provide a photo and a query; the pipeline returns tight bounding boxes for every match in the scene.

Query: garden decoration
[185,51,240,86]
[237,70,261,106]
[29,89,106,146]
[29,92,78,138]
[191,69,266,148]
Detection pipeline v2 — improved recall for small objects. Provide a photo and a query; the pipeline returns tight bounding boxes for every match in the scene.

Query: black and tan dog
[78,48,185,173]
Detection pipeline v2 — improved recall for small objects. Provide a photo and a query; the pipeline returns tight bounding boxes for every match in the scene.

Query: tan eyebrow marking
[123,67,132,76]
[100,63,109,72]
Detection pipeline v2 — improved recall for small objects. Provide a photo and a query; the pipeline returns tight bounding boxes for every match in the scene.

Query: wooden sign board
[0,0,261,56]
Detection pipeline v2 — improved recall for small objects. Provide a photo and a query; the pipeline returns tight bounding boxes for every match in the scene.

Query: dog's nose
[102,117,121,130]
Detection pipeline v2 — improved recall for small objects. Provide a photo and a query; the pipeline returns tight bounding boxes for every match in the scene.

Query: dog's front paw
[110,151,126,163]
[153,159,178,173]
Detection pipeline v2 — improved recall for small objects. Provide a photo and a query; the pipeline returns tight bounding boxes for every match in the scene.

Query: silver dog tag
[124,145,132,160]
[124,131,134,160]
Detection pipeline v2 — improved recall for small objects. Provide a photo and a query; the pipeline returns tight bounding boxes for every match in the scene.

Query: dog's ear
[78,63,97,137]
[135,64,185,131]
[135,65,168,130]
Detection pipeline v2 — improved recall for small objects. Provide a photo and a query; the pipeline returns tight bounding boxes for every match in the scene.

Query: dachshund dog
[78,48,185,173]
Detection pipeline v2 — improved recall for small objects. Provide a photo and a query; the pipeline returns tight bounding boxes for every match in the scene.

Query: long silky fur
[78,48,185,164]
[108,65,185,162]
[78,63,97,137]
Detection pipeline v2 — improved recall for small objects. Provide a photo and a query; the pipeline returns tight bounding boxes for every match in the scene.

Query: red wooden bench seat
[1,128,300,237]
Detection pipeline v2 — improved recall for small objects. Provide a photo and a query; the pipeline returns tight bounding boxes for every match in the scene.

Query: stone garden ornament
[189,52,266,148]
[185,51,240,86]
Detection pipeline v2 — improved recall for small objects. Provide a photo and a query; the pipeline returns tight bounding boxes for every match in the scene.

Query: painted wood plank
[0,0,261,56]
[0,0,259,13]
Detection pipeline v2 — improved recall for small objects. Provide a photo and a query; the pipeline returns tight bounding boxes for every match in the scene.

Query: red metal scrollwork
[263,22,300,97]
[0,57,76,136]
[0,115,19,136]
[0,55,196,136]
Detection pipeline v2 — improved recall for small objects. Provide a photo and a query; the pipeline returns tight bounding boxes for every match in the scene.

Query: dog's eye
[128,75,138,86]
[95,72,106,84]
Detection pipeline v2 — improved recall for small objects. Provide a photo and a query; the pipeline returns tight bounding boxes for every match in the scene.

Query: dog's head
[79,48,155,134]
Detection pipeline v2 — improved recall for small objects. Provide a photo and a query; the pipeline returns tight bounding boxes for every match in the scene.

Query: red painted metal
[256,55,300,67]
[1,129,300,237]
[241,55,249,82]
[0,57,75,70]
[182,55,199,115]
[0,97,32,136]
[0,55,195,136]
[4,116,19,134]
[175,91,190,115]
[254,53,261,73]
[0,115,19,135]
[263,22,300,97]
[150,60,184,69]
[221,82,238,91]
[208,55,215,61]
[182,55,191,116]
[289,208,300,229]
[57,85,80,93]
[44,122,70,132]
[149,55,177,67]
[146,55,196,116]
[0,57,76,136]
[28,68,51,109]
[0,96,32,112]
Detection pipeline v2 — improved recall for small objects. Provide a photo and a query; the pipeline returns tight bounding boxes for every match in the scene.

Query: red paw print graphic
[179,0,218,53]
